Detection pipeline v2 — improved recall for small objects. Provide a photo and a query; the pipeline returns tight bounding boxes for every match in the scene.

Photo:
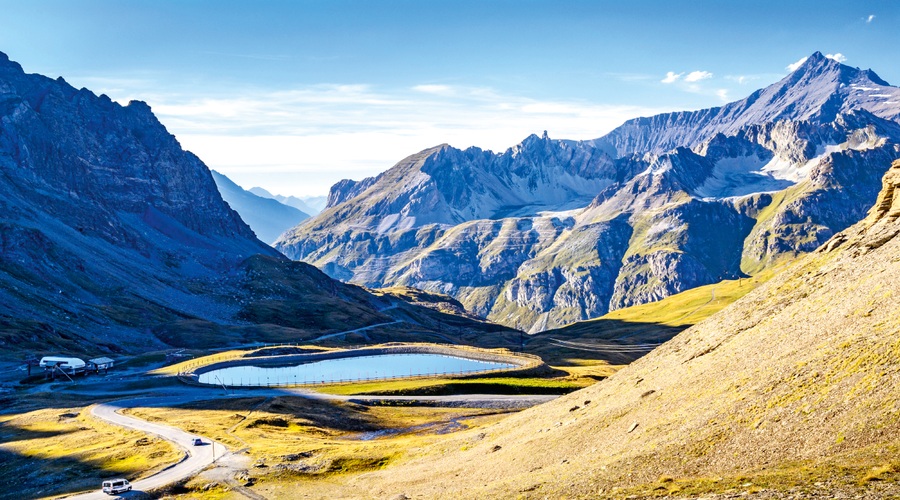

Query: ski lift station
[39,356,86,375]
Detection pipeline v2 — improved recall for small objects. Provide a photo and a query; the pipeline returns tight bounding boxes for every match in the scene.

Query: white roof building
[39,356,86,369]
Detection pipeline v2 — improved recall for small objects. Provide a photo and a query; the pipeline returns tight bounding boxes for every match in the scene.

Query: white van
[101,478,131,494]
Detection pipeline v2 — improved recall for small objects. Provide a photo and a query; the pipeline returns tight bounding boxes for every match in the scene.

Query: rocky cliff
[277,53,900,333]
[0,51,503,358]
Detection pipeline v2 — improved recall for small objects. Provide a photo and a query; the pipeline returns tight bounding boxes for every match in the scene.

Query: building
[87,357,115,373]
[39,356,86,377]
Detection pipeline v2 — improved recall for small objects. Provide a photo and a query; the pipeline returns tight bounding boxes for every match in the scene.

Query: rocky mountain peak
[0,51,23,72]
[794,51,838,74]
[791,51,890,87]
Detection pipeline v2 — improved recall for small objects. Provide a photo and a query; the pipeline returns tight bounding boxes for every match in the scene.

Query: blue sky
[2,0,897,196]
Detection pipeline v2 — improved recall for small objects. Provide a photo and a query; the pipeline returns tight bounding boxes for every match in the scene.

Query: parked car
[101,478,131,494]
[192,437,203,446]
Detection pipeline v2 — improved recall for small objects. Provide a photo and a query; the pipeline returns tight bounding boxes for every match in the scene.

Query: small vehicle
[192,437,203,446]
[101,478,131,494]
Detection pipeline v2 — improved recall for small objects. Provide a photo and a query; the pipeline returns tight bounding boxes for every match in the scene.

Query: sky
[1,0,898,197]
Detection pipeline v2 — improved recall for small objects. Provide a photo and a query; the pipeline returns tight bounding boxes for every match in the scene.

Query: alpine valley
[277,52,900,332]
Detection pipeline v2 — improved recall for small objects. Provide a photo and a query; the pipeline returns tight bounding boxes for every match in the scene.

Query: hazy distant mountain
[277,52,900,332]
[248,187,325,215]
[211,171,310,244]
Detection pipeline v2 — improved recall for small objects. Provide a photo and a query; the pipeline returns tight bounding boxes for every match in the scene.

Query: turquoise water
[198,353,516,386]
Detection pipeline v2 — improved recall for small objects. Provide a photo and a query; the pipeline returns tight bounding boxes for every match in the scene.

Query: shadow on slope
[527,271,778,365]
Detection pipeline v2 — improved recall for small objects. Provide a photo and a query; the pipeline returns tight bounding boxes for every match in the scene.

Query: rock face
[276,52,900,332]
[0,51,429,356]
[212,171,309,244]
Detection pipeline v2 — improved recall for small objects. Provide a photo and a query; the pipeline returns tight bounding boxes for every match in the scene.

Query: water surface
[198,353,515,386]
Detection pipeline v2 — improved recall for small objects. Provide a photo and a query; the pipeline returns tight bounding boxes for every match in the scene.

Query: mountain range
[248,186,326,216]
[277,52,900,332]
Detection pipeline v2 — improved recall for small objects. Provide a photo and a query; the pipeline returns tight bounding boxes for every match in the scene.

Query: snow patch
[376,214,400,233]
[761,144,842,183]
[646,220,682,238]
[694,155,794,198]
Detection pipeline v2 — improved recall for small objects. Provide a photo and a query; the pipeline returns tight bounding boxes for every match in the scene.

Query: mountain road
[57,386,556,498]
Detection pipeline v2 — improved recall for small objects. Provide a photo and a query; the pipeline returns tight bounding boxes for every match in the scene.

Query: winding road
[58,387,556,498]
[63,395,228,500]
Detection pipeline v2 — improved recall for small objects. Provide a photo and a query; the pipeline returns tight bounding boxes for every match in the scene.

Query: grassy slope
[125,396,512,497]
[527,267,781,366]
[0,402,180,499]
[320,162,900,498]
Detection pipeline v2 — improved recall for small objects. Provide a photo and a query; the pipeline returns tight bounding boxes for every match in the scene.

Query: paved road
[57,387,556,498]
[61,396,228,500]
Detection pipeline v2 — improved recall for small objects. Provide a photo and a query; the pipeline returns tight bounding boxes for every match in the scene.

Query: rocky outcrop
[820,159,900,254]
[863,159,900,225]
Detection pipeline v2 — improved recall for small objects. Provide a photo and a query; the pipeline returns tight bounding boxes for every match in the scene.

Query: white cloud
[866,14,875,23]
[684,71,713,82]
[786,56,808,72]
[716,89,729,102]
[411,84,455,95]
[90,82,670,197]
[825,53,847,63]
[724,74,770,86]
[661,71,683,84]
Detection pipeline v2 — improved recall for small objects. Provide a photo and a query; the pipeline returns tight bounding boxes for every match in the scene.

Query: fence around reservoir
[179,344,549,388]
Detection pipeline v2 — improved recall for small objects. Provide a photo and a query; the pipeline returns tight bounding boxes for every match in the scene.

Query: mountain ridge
[277,52,900,332]
[594,51,900,157]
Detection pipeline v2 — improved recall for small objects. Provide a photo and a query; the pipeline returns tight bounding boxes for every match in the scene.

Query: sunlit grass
[125,395,513,490]
[0,406,180,498]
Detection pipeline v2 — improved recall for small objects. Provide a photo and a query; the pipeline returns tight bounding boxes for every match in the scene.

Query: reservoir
[198,353,516,387]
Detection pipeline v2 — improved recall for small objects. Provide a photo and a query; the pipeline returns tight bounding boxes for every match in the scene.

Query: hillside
[526,268,777,365]
[277,52,900,333]
[0,51,512,360]
[305,159,900,498]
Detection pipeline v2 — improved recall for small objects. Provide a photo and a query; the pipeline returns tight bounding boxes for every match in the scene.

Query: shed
[88,357,115,372]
